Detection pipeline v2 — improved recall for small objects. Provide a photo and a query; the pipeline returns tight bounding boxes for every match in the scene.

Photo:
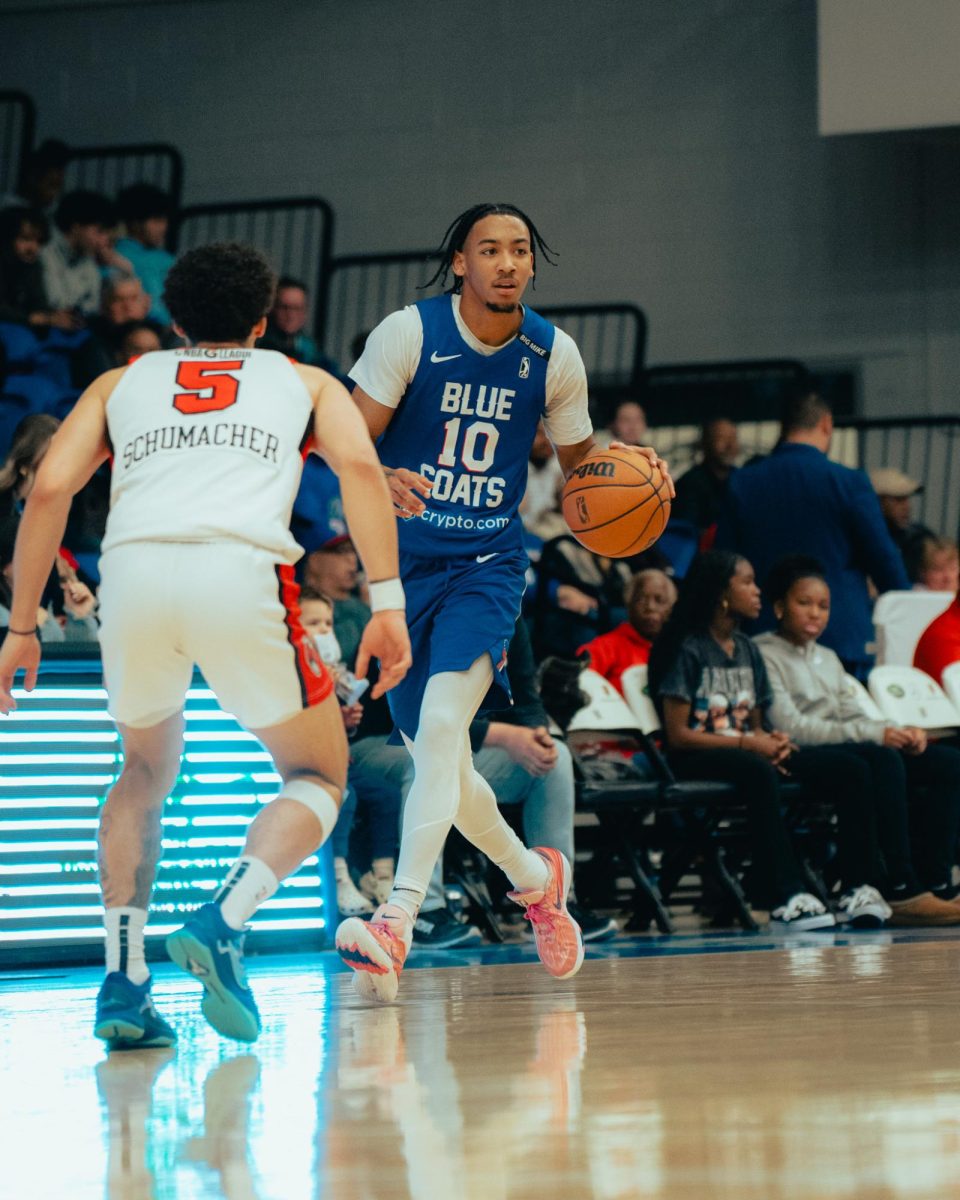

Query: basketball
[561,446,671,557]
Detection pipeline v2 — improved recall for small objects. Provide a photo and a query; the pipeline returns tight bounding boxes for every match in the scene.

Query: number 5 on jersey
[173,359,245,415]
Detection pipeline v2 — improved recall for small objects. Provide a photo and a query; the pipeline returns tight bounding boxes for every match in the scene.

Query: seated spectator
[301,534,370,664]
[0,139,69,214]
[532,532,635,660]
[756,555,960,924]
[649,549,892,929]
[298,586,368,707]
[117,320,163,362]
[114,184,176,326]
[905,533,960,594]
[76,275,164,379]
[41,190,117,317]
[594,397,648,449]
[519,421,565,541]
[258,276,342,375]
[0,207,81,332]
[671,417,740,542]
[914,585,960,686]
[871,467,935,564]
[578,568,677,693]
[349,617,618,946]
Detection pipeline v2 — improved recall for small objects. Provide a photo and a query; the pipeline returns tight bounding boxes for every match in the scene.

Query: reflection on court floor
[2,933,960,1198]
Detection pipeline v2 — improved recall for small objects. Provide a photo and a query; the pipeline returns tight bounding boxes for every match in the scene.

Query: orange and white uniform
[97,347,332,729]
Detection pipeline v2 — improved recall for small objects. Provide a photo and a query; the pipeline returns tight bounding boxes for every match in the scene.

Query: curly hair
[163,242,276,343]
[764,554,827,608]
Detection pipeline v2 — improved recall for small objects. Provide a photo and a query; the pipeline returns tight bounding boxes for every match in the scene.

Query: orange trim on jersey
[275,564,334,708]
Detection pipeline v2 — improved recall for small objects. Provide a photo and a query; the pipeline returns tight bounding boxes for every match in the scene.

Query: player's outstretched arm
[0,372,116,713]
[305,369,412,693]
[555,435,675,499]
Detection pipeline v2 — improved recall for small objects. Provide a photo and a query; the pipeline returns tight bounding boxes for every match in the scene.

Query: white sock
[214,856,279,930]
[104,906,149,985]
[334,856,350,882]
[456,769,550,893]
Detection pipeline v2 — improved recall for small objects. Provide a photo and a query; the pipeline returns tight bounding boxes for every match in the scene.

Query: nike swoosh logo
[476,553,498,563]
[430,351,462,363]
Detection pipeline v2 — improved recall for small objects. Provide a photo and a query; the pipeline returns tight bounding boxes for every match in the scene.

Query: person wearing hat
[870,468,935,555]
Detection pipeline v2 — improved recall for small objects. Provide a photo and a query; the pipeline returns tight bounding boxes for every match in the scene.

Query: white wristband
[369,578,406,612]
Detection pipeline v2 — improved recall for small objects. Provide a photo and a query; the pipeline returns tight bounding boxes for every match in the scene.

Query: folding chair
[868,664,960,736]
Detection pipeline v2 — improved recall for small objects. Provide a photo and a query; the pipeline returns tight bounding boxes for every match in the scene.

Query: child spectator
[114,184,175,326]
[650,549,881,930]
[0,207,81,331]
[41,190,117,317]
[905,533,960,594]
[578,568,677,693]
[756,555,960,925]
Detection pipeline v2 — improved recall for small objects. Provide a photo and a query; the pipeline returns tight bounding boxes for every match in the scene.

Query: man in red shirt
[914,591,960,685]
[578,569,676,693]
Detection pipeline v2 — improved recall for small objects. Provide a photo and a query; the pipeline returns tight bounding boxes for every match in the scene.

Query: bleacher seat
[842,672,885,721]
[873,590,953,666]
[4,372,74,415]
[867,664,960,735]
[0,321,42,370]
[651,518,699,580]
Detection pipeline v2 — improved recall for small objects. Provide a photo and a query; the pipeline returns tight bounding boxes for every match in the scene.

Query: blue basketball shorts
[387,547,528,740]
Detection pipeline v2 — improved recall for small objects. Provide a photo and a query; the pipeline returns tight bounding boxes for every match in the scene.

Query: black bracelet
[7,626,38,637]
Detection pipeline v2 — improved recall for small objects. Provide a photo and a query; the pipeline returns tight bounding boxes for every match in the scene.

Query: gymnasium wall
[2,0,958,418]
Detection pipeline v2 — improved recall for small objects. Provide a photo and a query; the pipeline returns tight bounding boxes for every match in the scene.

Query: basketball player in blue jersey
[335,204,673,1001]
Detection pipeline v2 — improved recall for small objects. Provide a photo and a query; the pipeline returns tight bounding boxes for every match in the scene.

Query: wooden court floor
[2,933,960,1199]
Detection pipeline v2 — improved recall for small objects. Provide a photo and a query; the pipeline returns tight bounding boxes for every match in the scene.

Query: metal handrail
[65,141,184,210]
[0,90,37,198]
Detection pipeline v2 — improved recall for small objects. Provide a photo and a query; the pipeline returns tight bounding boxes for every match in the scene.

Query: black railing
[0,90,36,199]
[642,359,812,426]
[64,142,184,210]
[172,198,334,342]
[320,249,442,370]
[539,303,647,394]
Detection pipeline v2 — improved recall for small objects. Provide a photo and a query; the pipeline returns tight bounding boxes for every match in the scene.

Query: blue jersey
[376,295,555,558]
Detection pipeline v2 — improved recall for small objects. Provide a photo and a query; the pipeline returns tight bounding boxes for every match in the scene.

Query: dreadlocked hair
[647,550,746,705]
[420,203,557,293]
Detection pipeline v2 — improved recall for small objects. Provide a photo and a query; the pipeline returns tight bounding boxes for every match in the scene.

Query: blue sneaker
[94,972,177,1050]
[165,903,260,1042]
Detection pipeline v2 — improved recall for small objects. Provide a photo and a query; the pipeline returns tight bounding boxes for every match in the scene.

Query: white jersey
[101,347,313,563]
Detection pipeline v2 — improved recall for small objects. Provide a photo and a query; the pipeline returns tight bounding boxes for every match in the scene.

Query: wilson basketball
[561,447,671,558]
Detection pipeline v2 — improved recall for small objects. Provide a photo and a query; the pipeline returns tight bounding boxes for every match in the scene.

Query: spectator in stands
[0,139,69,214]
[871,468,934,552]
[650,549,883,929]
[716,383,908,678]
[519,421,564,541]
[76,275,165,378]
[756,555,960,924]
[114,184,176,326]
[0,207,80,331]
[578,568,677,693]
[914,586,960,686]
[671,417,740,540]
[41,190,117,317]
[595,397,648,448]
[118,320,163,363]
[532,531,635,660]
[904,532,959,594]
[301,535,370,664]
[259,276,341,375]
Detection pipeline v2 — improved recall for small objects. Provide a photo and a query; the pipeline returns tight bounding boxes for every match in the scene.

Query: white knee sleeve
[282,778,339,840]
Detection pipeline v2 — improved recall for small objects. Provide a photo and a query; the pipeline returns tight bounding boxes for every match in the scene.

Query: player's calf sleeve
[455,769,550,893]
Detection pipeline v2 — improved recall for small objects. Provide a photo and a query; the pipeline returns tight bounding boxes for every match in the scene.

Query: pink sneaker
[508,848,584,980]
[336,905,411,1003]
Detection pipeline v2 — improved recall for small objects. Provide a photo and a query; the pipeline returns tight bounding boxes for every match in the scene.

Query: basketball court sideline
[2,929,959,1199]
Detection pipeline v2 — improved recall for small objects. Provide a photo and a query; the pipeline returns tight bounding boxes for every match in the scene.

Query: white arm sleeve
[348,307,423,409]
[543,328,593,446]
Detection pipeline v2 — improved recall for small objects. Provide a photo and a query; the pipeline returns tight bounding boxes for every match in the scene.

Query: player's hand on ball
[0,633,41,714]
[608,441,675,499]
[355,611,412,698]
[385,467,432,519]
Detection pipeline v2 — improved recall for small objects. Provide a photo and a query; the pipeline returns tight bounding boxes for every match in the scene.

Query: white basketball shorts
[97,541,333,730]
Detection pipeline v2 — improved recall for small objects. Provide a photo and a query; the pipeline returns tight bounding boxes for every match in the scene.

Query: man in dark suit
[716,385,908,677]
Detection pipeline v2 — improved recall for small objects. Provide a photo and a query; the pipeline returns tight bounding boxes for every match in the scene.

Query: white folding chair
[842,672,885,722]
[867,664,960,734]
[620,664,661,735]
[872,591,953,666]
[567,669,644,733]
[941,661,960,714]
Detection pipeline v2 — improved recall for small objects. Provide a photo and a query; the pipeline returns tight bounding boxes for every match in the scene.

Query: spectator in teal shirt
[114,184,175,326]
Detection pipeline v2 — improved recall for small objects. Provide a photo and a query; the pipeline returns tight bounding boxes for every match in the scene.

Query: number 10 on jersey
[437,418,499,472]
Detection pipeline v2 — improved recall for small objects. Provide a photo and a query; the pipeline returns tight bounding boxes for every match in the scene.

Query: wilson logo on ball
[572,461,616,480]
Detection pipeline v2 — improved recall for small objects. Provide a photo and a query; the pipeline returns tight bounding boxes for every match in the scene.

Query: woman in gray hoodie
[756,555,960,926]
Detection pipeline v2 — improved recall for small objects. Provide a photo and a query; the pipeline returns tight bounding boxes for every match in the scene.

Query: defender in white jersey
[0,243,411,1047]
